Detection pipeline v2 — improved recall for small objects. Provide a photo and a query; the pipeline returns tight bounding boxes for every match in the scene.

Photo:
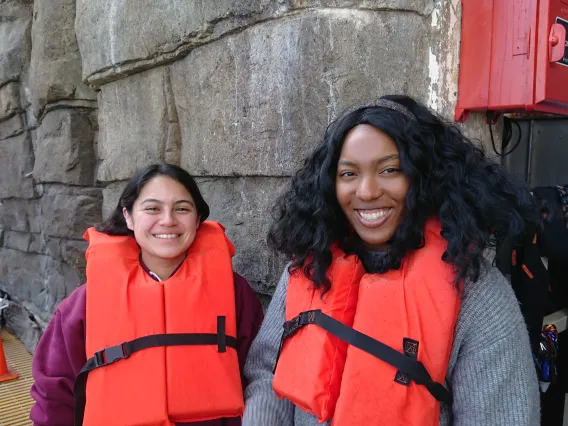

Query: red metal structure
[456,0,568,122]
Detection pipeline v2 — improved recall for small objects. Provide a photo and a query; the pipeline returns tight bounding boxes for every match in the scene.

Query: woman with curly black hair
[242,95,540,426]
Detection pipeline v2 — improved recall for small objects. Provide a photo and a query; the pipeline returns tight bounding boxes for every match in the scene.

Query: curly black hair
[268,95,537,292]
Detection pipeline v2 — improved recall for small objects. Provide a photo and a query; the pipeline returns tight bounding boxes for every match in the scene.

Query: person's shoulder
[233,272,263,308]
[56,284,86,324]
[461,260,518,311]
[457,260,527,348]
[233,263,292,297]
[233,272,254,294]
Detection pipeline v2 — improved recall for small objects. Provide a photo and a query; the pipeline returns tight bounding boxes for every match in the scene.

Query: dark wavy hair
[268,95,537,291]
[96,163,210,236]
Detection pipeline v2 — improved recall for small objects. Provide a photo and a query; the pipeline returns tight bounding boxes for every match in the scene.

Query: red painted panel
[456,0,568,121]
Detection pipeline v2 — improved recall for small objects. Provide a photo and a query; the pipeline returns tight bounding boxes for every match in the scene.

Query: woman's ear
[123,207,134,231]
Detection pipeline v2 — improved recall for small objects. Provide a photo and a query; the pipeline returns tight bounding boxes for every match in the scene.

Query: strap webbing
[74,316,237,426]
[275,309,452,404]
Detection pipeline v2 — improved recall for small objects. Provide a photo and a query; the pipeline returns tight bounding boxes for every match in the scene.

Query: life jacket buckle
[94,343,128,367]
[283,316,301,336]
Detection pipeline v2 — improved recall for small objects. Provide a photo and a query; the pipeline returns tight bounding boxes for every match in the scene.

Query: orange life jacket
[77,221,244,426]
[273,218,461,426]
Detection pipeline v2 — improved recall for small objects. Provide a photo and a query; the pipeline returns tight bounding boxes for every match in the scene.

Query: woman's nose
[356,176,383,201]
[159,210,177,226]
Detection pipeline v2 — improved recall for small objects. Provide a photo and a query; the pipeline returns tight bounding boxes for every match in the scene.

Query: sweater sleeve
[450,330,541,426]
[233,272,264,385]
[448,266,541,426]
[30,285,87,426]
[242,267,295,426]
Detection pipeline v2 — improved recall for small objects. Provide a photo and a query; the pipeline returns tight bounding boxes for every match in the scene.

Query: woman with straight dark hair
[242,96,540,425]
[30,163,264,426]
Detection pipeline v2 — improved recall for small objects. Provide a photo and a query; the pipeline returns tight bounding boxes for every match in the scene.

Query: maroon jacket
[29,269,264,426]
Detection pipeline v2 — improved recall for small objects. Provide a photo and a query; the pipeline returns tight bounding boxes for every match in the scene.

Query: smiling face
[335,124,410,252]
[123,175,200,275]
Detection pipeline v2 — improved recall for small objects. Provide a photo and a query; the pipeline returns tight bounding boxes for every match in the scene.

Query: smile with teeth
[153,234,181,239]
[356,208,392,223]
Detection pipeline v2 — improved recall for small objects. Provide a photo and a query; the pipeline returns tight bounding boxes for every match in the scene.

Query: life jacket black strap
[274,309,452,404]
[74,316,237,426]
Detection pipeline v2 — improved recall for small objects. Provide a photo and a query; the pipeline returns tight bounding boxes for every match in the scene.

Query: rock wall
[0,0,496,351]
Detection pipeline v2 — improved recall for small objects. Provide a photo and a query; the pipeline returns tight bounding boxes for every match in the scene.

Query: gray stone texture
[174,10,428,176]
[3,230,32,252]
[196,177,288,296]
[32,109,96,185]
[0,81,21,121]
[39,185,103,240]
[0,132,34,198]
[96,67,172,182]
[0,0,32,86]
[97,10,428,181]
[0,1,101,346]
[75,1,431,88]
[28,0,95,117]
[0,111,24,140]
[0,198,41,233]
[0,247,81,321]
[102,181,127,218]
[75,0,288,86]
[292,0,430,13]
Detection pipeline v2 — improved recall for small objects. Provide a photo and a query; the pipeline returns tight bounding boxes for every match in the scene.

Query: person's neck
[141,253,186,281]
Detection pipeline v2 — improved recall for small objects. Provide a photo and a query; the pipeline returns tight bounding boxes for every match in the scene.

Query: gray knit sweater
[242,262,540,425]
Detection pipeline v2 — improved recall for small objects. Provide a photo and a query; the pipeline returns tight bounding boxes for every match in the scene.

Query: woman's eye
[176,207,190,212]
[382,167,400,174]
[339,171,355,177]
[145,207,159,212]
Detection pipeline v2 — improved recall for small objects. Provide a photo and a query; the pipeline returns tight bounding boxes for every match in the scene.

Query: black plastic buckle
[283,315,301,336]
[94,343,128,367]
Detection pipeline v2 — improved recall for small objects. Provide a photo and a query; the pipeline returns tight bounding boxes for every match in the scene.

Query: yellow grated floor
[0,328,33,426]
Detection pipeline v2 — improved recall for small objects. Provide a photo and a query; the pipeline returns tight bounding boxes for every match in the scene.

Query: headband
[343,98,417,121]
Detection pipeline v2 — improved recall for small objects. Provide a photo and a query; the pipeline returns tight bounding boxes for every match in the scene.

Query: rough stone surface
[0,0,32,86]
[0,81,21,121]
[39,185,103,240]
[174,10,428,176]
[0,112,24,140]
[0,247,81,321]
[102,181,127,218]
[96,67,171,182]
[25,233,87,281]
[0,198,41,233]
[293,0,430,13]
[75,0,289,86]
[76,1,432,87]
[3,230,31,252]
[196,177,288,296]
[0,132,35,198]
[27,232,56,257]
[32,109,96,185]
[28,0,95,117]
[60,239,88,282]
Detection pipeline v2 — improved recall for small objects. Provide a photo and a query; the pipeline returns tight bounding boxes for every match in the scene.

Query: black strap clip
[283,315,301,336]
[94,342,128,367]
[273,310,320,373]
[282,310,318,339]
